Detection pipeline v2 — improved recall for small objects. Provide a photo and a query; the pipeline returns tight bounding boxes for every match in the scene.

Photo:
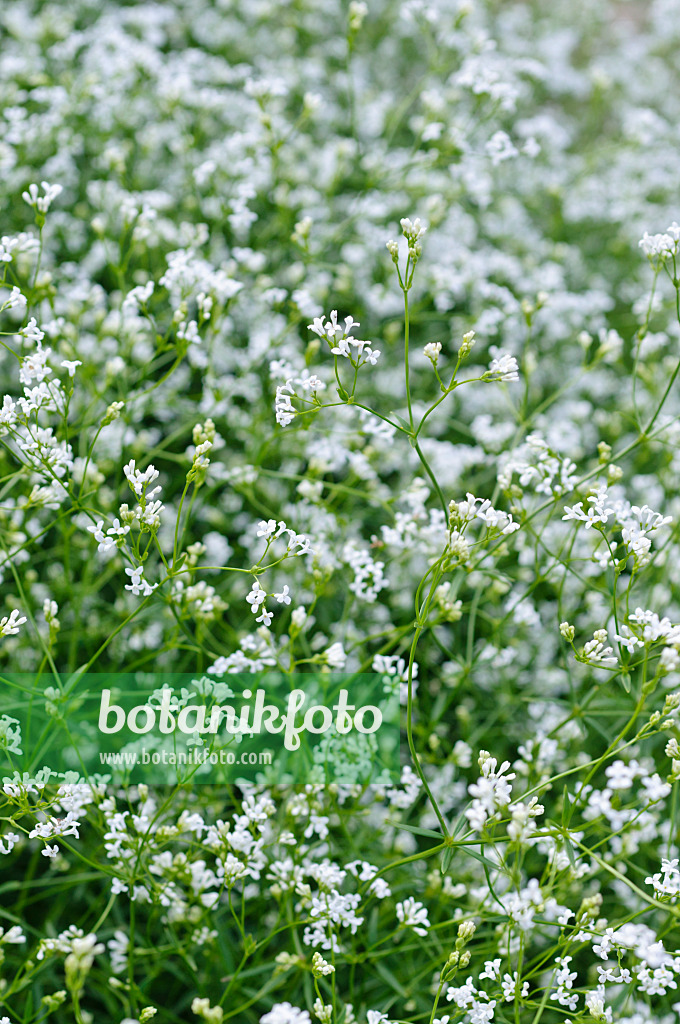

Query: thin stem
[403,287,414,431]
[645,279,680,434]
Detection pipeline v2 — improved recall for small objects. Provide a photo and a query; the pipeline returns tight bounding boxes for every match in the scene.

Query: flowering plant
[2,2,680,1024]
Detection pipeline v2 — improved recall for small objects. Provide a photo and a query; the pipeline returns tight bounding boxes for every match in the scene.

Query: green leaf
[374,961,409,999]
[385,819,444,839]
[389,412,412,433]
[456,845,497,871]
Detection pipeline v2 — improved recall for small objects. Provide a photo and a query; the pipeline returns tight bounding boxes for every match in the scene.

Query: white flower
[274,372,326,427]
[0,832,21,855]
[486,351,519,382]
[22,180,63,213]
[562,495,614,529]
[257,519,277,539]
[311,951,335,976]
[312,999,332,1024]
[459,330,476,357]
[19,316,44,343]
[501,973,529,1001]
[646,858,680,900]
[137,500,164,529]
[87,520,117,554]
[192,998,224,1023]
[1,286,26,309]
[19,345,51,385]
[260,1004,311,1024]
[291,607,307,629]
[396,896,431,936]
[246,580,267,611]
[613,631,643,654]
[584,987,611,1022]
[661,646,680,672]
[0,609,27,637]
[307,310,377,365]
[61,359,82,377]
[400,217,426,243]
[465,753,516,831]
[486,130,518,164]
[123,459,161,499]
[639,222,680,261]
[108,930,129,974]
[480,959,501,981]
[581,632,618,667]
[124,567,158,597]
[29,812,80,840]
[123,281,154,311]
[323,641,346,668]
[108,518,130,539]
[641,773,672,801]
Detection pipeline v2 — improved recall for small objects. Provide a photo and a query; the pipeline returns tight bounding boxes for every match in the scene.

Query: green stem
[403,287,414,431]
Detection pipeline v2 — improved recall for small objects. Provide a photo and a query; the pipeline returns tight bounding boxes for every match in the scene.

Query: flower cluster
[2,2,680,1024]
[308,311,380,367]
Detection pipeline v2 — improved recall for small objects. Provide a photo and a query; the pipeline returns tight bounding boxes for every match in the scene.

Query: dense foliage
[3,1,680,1022]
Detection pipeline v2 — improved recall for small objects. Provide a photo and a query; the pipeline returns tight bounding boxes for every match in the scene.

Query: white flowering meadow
[4,1,680,1022]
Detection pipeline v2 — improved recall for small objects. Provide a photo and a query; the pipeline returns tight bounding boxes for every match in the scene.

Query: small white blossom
[22,180,63,213]
[396,897,431,936]
[486,350,519,382]
[0,609,27,637]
